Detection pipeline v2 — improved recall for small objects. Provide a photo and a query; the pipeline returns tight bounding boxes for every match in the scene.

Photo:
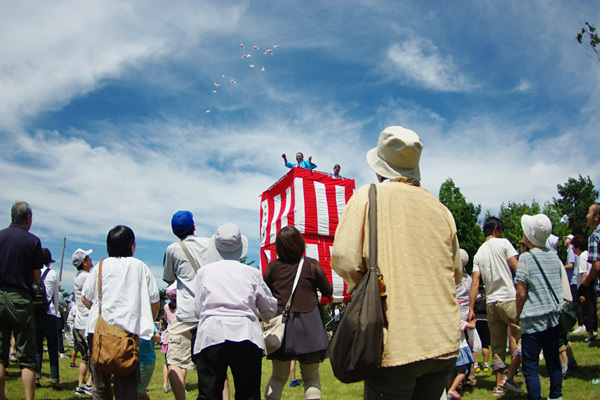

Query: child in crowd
[138,326,160,400]
[472,285,490,373]
[447,319,477,399]
[161,283,177,393]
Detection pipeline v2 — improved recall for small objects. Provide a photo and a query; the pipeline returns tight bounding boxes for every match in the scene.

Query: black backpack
[33,268,51,314]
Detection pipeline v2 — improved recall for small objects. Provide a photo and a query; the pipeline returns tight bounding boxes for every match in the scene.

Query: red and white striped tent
[259,167,355,303]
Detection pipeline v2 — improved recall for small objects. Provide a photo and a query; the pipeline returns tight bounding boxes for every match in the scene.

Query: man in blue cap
[163,211,219,400]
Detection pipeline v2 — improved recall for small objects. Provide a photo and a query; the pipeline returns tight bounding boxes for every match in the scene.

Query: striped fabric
[260,168,355,303]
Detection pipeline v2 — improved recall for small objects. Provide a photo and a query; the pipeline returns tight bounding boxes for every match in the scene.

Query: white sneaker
[59,353,69,359]
[572,326,586,334]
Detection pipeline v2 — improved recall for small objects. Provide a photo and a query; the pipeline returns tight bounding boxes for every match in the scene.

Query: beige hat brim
[366,147,421,181]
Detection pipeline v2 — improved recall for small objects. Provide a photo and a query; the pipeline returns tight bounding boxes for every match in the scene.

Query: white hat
[208,223,248,261]
[521,214,552,248]
[545,234,559,251]
[459,249,469,268]
[72,248,93,267]
[366,126,423,181]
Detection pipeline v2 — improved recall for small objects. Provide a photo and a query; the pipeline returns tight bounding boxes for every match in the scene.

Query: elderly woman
[515,214,563,400]
[82,225,160,400]
[192,223,277,400]
[264,226,333,400]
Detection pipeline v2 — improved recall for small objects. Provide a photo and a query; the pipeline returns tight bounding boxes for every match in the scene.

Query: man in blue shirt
[0,201,42,400]
[282,152,317,170]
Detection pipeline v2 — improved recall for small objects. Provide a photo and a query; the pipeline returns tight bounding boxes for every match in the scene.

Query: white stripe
[335,185,346,222]
[305,243,319,260]
[264,250,272,263]
[269,194,281,246]
[329,245,346,301]
[280,186,292,229]
[314,181,329,236]
[294,177,305,233]
[260,199,269,246]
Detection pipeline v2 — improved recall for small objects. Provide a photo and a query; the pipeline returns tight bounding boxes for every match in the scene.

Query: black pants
[571,285,584,325]
[193,340,263,400]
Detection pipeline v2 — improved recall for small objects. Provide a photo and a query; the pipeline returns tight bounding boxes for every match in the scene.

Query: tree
[496,201,542,250]
[438,178,484,272]
[577,22,600,65]
[553,175,598,236]
[239,256,259,269]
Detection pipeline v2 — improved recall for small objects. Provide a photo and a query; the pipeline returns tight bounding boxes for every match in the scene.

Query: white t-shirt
[577,250,591,288]
[472,238,518,303]
[82,257,159,340]
[40,266,61,318]
[73,269,91,329]
[163,236,220,323]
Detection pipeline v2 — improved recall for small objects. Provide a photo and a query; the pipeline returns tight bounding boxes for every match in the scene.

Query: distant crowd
[1,125,599,400]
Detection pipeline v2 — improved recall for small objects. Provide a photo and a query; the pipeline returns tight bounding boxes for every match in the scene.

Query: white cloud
[386,38,474,92]
[512,79,532,93]
[0,0,246,131]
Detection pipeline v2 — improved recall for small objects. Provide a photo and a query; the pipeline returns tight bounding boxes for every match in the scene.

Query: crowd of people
[1,125,599,400]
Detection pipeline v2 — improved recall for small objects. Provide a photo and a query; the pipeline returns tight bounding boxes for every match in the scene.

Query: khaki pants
[487,301,521,371]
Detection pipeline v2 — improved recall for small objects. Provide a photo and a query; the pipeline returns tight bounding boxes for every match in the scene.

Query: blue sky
[2,1,599,293]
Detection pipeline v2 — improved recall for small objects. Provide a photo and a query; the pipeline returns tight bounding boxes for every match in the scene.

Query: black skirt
[267,306,328,364]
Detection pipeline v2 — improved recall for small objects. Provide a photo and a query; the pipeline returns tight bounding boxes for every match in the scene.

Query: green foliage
[497,201,542,249]
[577,22,600,65]
[438,178,484,272]
[553,174,598,236]
[239,256,258,269]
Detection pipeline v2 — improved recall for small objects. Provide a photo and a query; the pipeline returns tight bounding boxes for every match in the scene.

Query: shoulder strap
[368,184,378,271]
[179,241,200,272]
[98,259,104,316]
[41,267,51,282]
[282,257,305,319]
[529,252,561,306]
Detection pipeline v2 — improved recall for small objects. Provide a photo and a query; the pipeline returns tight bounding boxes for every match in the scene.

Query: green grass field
[4,331,600,399]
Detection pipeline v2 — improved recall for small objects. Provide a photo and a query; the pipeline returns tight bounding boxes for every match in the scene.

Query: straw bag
[329,184,386,383]
[263,257,304,355]
[92,259,140,376]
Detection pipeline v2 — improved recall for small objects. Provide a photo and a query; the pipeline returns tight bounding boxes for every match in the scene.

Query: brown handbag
[91,259,140,376]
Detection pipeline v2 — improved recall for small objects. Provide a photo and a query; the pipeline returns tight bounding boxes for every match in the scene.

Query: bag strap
[40,267,51,282]
[529,252,561,306]
[178,241,200,272]
[98,259,104,317]
[282,257,305,320]
[368,184,378,272]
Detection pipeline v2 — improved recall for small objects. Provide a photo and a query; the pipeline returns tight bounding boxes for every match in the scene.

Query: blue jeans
[35,313,60,383]
[521,325,562,400]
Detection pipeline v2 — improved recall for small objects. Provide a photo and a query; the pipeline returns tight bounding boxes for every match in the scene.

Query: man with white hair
[332,126,463,399]
[0,201,42,400]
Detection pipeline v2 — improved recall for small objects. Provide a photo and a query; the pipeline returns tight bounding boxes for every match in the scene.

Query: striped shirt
[515,249,562,334]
